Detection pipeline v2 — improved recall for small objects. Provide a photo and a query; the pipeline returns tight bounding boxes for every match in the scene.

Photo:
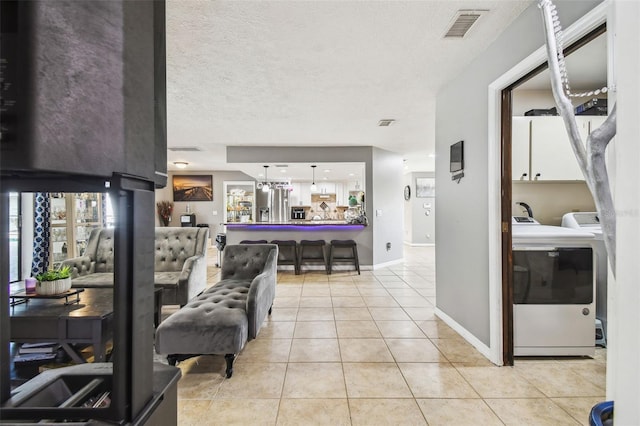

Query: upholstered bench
[154,244,278,378]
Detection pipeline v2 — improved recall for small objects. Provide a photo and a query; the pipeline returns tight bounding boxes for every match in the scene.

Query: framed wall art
[415,177,435,198]
[173,175,213,201]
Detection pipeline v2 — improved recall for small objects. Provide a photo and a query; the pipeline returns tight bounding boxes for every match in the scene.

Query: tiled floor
[165,245,606,425]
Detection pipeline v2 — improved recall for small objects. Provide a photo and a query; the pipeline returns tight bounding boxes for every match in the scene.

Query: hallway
[170,245,605,425]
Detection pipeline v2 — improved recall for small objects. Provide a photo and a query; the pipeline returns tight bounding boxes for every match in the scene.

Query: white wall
[435,0,600,348]
[404,172,436,245]
[610,0,640,421]
[512,181,595,225]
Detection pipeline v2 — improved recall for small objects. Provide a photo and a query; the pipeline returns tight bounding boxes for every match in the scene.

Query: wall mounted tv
[450,141,464,173]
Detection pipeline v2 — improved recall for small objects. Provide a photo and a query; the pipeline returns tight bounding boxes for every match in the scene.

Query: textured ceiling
[166,0,533,175]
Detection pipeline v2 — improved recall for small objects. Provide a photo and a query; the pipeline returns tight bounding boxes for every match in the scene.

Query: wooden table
[9,288,114,363]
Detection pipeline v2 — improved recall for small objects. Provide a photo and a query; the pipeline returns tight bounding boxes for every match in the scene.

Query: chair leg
[167,355,178,366]
[353,245,360,275]
[322,245,329,274]
[225,353,236,378]
[328,245,333,274]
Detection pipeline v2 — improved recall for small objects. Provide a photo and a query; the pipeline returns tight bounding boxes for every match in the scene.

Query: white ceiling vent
[168,146,202,152]
[378,119,395,127]
[444,10,487,38]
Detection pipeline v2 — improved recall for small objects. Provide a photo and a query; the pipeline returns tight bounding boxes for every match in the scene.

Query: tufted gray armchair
[63,227,209,306]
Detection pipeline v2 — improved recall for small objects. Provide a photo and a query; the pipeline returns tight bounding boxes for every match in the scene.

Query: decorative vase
[36,277,72,295]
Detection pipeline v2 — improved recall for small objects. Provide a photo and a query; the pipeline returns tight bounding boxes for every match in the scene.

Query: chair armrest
[177,253,208,301]
[61,256,95,278]
[246,269,277,339]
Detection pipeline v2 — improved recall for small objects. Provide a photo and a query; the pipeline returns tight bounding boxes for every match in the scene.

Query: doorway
[500,24,607,365]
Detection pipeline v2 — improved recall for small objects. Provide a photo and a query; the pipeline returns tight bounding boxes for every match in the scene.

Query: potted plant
[35,265,72,295]
[157,201,174,226]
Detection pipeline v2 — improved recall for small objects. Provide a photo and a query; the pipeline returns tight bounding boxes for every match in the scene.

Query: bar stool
[271,240,300,275]
[328,239,360,275]
[240,240,268,244]
[298,240,329,274]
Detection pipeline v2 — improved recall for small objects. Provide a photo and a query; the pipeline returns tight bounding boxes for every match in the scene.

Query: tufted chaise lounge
[62,227,209,306]
[154,244,278,378]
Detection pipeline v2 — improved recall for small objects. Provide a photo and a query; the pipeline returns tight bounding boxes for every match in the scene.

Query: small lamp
[262,165,270,192]
[310,165,317,192]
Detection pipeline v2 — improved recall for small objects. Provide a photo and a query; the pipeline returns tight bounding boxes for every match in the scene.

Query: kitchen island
[223,221,371,268]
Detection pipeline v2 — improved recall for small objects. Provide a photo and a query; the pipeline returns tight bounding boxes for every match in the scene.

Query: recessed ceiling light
[280,169,287,173]
[378,119,395,127]
[173,161,188,169]
[429,153,436,158]
[349,173,355,177]
[323,169,331,173]
[323,177,328,180]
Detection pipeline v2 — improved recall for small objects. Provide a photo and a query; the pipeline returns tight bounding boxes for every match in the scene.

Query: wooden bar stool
[271,240,300,275]
[328,239,360,274]
[298,240,329,274]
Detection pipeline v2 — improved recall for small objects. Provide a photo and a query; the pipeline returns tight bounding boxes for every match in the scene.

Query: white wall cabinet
[513,115,605,181]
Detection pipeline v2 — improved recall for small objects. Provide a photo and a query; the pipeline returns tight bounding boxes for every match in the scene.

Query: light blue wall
[435,0,601,346]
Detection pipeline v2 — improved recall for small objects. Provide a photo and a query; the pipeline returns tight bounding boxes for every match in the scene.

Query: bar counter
[223,221,371,268]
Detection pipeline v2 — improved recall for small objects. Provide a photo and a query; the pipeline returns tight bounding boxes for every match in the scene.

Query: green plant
[36,266,71,282]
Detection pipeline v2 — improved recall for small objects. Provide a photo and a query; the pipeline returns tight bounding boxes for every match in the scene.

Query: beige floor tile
[333,307,372,321]
[398,363,479,398]
[301,285,331,297]
[282,362,346,398]
[343,363,413,398]
[416,399,503,426]
[177,400,212,426]
[339,338,394,362]
[363,296,400,307]
[552,397,604,426]
[416,320,462,339]
[276,399,351,426]
[375,320,426,338]
[386,288,422,298]
[268,307,298,321]
[456,365,545,398]
[296,306,334,321]
[176,354,226,375]
[349,399,427,426]
[276,286,302,297]
[515,363,605,397]
[299,296,333,307]
[331,296,366,307]
[368,307,411,321]
[204,399,280,425]
[303,273,330,283]
[385,338,446,362]
[329,286,360,296]
[293,320,337,338]
[216,362,287,399]
[393,296,433,308]
[432,338,488,363]
[564,361,607,391]
[177,372,224,399]
[335,320,381,338]
[258,321,296,339]
[403,307,436,321]
[289,338,341,362]
[274,296,301,308]
[381,282,412,289]
[357,287,391,297]
[237,338,292,363]
[485,398,581,426]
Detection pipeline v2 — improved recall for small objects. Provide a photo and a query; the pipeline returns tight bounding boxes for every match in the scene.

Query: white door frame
[486,2,609,366]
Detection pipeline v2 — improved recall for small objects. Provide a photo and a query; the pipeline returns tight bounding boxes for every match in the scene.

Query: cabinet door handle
[520,173,528,180]
[535,173,541,180]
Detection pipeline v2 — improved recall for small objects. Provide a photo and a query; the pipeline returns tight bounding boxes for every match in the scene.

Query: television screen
[450,141,464,173]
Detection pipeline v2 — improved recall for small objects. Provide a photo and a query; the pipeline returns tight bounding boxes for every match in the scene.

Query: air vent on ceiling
[168,146,202,152]
[275,164,288,168]
[444,10,487,38]
[378,119,395,127]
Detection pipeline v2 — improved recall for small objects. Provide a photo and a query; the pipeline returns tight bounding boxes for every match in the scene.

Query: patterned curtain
[31,192,51,275]
[102,192,108,227]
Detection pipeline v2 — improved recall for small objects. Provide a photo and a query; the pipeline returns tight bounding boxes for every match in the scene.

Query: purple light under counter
[225,223,366,231]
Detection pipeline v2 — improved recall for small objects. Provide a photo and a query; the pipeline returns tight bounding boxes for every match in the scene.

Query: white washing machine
[562,212,608,340]
[512,217,596,356]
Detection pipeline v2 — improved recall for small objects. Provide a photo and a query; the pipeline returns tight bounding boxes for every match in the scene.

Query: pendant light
[310,165,317,192]
[262,165,270,192]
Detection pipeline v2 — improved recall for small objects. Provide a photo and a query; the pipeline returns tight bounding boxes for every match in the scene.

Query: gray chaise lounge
[62,227,209,306]
[154,244,278,378]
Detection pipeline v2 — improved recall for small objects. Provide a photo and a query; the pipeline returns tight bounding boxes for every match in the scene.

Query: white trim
[372,258,404,270]
[403,241,436,247]
[487,1,610,367]
[435,307,499,365]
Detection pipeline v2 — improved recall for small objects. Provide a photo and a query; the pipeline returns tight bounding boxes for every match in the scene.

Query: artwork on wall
[415,178,435,198]
[173,175,213,201]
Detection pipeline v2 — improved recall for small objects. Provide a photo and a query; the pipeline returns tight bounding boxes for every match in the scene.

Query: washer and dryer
[512,216,596,356]
[562,212,608,342]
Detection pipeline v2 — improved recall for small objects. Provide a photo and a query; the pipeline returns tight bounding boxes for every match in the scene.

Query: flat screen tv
[450,140,464,173]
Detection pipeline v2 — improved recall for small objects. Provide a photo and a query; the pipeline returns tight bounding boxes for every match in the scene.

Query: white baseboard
[403,241,435,247]
[435,307,502,366]
[372,258,405,270]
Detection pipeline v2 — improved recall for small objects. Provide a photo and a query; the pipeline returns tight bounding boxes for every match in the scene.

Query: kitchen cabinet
[50,193,104,267]
[513,115,605,181]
